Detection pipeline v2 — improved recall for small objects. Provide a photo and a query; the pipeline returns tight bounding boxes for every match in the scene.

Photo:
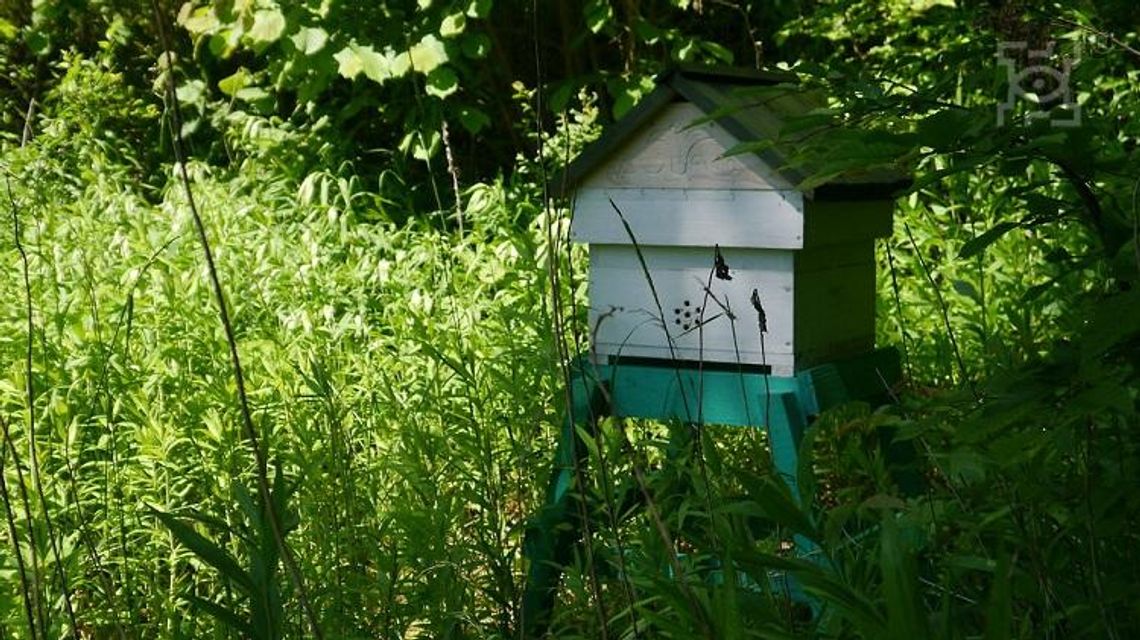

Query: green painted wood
[520,348,902,637]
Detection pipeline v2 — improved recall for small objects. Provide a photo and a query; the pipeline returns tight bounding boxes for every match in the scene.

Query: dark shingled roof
[551,65,911,200]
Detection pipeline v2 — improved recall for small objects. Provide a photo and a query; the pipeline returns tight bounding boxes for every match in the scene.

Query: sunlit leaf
[584,0,613,34]
[247,9,286,44]
[333,46,363,79]
[356,45,392,83]
[466,0,492,18]
[218,68,250,96]
[290,26,328,55]
[440,13,466,38]
[179,6,219,35]
[409,34,448,73]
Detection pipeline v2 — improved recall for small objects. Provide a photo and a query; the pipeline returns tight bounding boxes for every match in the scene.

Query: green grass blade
[150,506,256,595]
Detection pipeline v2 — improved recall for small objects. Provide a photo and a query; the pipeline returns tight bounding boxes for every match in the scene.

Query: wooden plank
[572,187,804,249]
[578,103,792,191]
[793,256,876,368]
[794,241,873,272]
[551,85,679,196]
[587,245,796,374]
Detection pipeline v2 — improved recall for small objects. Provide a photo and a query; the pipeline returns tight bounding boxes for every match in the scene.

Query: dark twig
[528,2,610,635]
[7,174,79,637]
[607,199,713,636]
[0,415,39,640]
[903,221,973,395]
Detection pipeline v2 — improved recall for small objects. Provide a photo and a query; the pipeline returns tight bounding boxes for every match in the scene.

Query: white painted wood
[587,245,796,373]
[568,97,896,374]
[580,103,794,191]
[571,187,804,249]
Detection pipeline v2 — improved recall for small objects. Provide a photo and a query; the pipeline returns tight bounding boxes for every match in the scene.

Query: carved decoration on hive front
[594,104,779,190]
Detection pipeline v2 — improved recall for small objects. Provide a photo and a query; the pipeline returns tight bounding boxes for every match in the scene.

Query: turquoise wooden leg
[766,390,807,499]
[520,349,906,634]
[521,369,606,637]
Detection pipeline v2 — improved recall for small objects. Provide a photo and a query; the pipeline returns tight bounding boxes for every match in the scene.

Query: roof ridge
[658,64,799,86]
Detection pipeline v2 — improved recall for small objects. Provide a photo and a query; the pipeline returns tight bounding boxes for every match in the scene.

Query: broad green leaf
[355,45,392,82]
[180,118,200,138]
[983,554,1012,640]
[701,41,734,64]
[632,18,661,44]
[425,67,459,99]
[456,106,490,134]
[0,18,17,40]
[916,108,978,150]
[675,38,697,61]
[388,47,412,78]
[335,45,404,83]
[235,86,271,103]
[24,30,49,55]
[290,26,328,55]
[175,79,205,104]
[958,221,1019,259]
[418,0,432,8]
[179,7,219,35]
[610,75,655,120]
[218,68,250,97]
[466,0,492,17]
[952,279,980,303]
[248,9,286,44]
[881,516,929,639]
[334,46,363,79]
[461,33,490,59]
[440,13,466,38]
[151,508,255,595]
[185,594,254,637]
[584,0,613,34]
[409,34,448,73]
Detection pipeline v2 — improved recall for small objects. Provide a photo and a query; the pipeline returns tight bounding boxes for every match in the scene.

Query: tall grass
[0,60,571,637]
[1,57,1137,640]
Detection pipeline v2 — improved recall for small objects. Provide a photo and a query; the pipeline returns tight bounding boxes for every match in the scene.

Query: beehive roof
[553,65,910,200]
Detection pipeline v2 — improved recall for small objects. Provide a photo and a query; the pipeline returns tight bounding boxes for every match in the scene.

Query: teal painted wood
[520,348,901,637]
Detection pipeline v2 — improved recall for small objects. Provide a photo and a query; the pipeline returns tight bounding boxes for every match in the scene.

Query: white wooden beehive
[559,67,905,377]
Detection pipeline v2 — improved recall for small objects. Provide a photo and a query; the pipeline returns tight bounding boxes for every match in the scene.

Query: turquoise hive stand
[520,347,902,637]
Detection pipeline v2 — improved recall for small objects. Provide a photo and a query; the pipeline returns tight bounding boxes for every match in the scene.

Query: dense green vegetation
[1,0,1138,638]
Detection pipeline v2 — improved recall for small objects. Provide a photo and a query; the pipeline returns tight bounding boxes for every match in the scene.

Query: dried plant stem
[607,199,713,637]
[903,221,972,393]
[0,415,39,640]
[149,3,324,637]
[441,120,464,236]
[884,242,915,381]
[527,2,610,635]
